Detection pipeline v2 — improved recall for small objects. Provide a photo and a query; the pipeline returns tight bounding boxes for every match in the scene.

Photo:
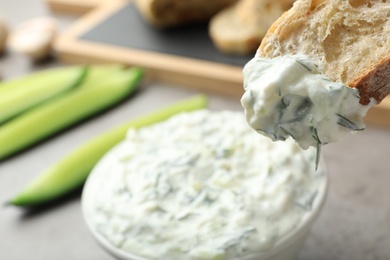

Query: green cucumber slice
[0,66,87,124]
[0,66,142,159]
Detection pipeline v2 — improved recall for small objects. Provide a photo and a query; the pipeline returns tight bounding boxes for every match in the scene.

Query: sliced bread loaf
[209,0,295,55]
[134,0,237,28]
[258,0,390,105]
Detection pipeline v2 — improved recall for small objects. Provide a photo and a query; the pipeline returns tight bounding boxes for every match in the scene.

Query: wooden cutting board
[54,0,390,128]
[55,0,249,97]
[45,0,103,14]
[45,0,104,14]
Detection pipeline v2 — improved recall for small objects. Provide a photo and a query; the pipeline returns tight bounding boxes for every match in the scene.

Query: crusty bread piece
[134,0,237,28]
[209,0,295,55]
[258,0,390,105]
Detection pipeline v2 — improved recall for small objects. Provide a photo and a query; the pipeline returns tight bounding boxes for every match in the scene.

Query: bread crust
[134,0,237,28]
[257,0,390,105]
[350,57,390,105]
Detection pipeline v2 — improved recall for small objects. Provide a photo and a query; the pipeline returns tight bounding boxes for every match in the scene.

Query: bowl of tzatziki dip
[82,110,328,260]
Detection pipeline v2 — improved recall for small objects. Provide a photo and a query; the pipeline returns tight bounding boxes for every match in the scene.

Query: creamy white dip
[91,110,325,260]
[241,55,374,152]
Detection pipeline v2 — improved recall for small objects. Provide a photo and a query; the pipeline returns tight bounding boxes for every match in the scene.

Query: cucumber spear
[9,95,208,206]
[0,66,87,124]
[0,66,142,160]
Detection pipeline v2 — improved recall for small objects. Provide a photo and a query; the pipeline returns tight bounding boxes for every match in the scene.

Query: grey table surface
[1,1,390,260]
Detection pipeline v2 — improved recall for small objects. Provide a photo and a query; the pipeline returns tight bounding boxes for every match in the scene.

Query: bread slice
[209,0,295,55]
[134,0,237,28]
[258,0,390,105]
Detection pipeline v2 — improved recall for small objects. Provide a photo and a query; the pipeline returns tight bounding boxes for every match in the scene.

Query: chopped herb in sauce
[92,111,325,259]
[242,54,373,152]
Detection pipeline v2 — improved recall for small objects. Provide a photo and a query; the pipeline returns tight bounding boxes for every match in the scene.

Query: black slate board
[78,2,252,67]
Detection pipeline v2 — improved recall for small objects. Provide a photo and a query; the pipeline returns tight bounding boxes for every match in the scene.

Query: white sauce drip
[92,110,325,260]
[241,55,375,150]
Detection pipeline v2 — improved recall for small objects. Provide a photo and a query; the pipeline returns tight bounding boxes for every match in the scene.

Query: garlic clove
[0,17,9,55]
[8,17,58,60]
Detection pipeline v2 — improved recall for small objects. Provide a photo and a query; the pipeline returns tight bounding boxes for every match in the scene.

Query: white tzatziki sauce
[241,55,375,153]
[91,110,325,260]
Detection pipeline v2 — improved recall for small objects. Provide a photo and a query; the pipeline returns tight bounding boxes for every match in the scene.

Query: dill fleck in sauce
[92,110,325,260]
[241,55,374,168]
